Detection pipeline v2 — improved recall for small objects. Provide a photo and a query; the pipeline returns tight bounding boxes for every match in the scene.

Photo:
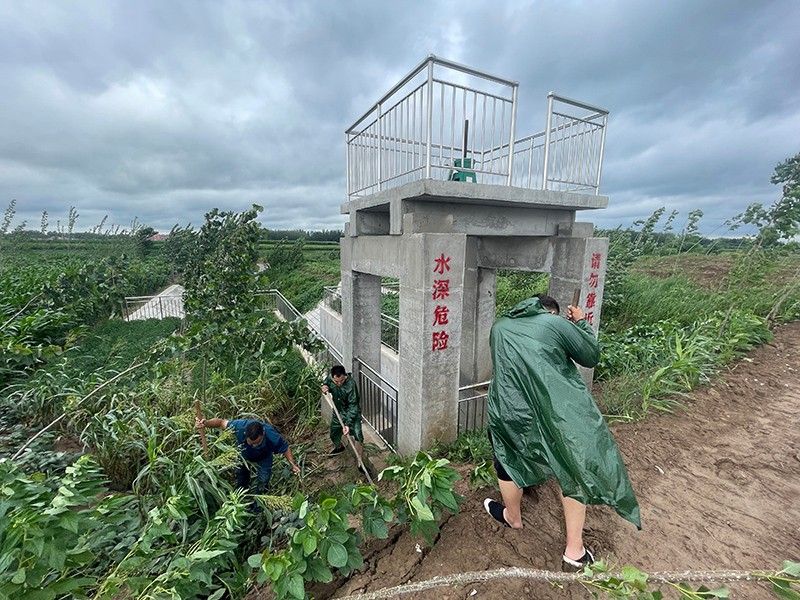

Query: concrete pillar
[342,269,382,375]
[460,237,495,385]
[549,236,609,386]
[398,233,467,453]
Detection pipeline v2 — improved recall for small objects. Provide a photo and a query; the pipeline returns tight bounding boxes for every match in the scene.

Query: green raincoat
[324,373,364,446]
[487,297,641,528]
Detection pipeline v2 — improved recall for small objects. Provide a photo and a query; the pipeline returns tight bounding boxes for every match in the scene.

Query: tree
[133,226,156,257]
[729,152,800,245]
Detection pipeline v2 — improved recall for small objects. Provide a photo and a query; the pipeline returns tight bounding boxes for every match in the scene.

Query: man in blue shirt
[196,416,300,493]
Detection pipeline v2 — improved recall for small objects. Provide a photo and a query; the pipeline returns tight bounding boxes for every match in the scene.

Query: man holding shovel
[321,365,370,478]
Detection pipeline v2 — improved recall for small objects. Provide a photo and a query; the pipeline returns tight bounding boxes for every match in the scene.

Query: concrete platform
[341,179,608,215]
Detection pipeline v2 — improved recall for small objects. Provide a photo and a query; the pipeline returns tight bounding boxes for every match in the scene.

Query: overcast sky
[1,0,799,235]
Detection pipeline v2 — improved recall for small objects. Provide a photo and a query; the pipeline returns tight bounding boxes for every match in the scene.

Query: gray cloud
[1,0,798,235]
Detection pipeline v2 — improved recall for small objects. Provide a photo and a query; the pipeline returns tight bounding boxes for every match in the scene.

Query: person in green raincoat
[322,365,365,460]
[483,295,640,569]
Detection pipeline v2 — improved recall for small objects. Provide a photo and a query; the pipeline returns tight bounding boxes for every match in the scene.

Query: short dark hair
[245,421,264,441]
[537,294,560,314]
[330,365,347,377]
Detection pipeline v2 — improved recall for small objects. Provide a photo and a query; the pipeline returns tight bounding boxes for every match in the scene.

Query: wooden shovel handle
[572,288,581,308]
[194,399,208,455]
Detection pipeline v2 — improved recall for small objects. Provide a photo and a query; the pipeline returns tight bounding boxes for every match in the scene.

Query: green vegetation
[252,452,461,600]
[1,205,464,600]
[0,152,797,599]
[263,238,341,313]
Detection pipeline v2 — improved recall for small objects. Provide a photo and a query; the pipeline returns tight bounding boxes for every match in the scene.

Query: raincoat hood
[504,297,550,318]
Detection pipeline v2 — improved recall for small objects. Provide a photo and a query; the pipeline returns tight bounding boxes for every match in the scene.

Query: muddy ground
[320,322,800,599]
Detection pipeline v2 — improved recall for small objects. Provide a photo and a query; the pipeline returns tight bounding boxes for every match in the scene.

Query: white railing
[122,295,184,321]
[322,287,399,353]
[346,56,608,197]
[347,55,519,197]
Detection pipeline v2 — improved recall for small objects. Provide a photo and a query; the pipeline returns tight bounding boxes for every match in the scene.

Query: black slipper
[562,547,595,569]
[483,498,511,528]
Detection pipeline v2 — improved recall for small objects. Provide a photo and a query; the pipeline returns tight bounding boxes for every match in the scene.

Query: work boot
[326,446,345,456]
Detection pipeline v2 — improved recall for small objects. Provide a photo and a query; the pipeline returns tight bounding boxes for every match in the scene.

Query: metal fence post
[506,84,518,185]
[541,92,555,190]
[345,132,351,199]
[377,102,383,190]
[595,114,608,195]
[425,58,434,179]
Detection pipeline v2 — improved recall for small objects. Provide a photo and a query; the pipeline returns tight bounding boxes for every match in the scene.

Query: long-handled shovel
[324,392,374,485]
[194,396,208,457]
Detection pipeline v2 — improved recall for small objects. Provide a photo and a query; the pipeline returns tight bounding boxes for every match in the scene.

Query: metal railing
[322,287,400,353]
[258,288,398,449]
[255,288,305,324]
[477,93,608,195]
[122,295,184,321]
[346,56,608,197]
[347,55,519,197]
[354,357,398,450]
[457,380,491,434]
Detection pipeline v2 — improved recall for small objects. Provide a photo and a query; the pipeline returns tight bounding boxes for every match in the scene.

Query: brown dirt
[328,322,800,599]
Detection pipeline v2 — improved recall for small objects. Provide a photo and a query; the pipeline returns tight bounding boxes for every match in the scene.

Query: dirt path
[333,322,800,599]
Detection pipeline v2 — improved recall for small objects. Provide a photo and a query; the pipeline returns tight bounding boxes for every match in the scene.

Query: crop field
[0,154,799,600]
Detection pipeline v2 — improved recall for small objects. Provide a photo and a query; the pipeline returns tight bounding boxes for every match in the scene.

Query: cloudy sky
[1,0,799,235]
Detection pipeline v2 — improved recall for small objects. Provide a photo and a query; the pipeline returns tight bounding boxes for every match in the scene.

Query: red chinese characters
[432,305,449,326]
[432,330,449,351]
[584,252,603,325]
[433,253,451,274]
[432,279,450,300]
[431,254,452,352]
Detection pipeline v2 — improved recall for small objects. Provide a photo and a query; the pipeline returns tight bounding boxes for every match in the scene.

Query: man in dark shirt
[196,416,300,493]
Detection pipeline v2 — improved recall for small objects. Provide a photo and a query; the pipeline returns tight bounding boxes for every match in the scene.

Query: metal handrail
[346,61,609,197]
[458,380,492,393]
[322,288,400,352]
[547,91,609,116]
[457,380,492,434]
[347,55,517,134]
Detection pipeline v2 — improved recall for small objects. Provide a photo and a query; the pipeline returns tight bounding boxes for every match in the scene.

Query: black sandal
[562,548,595,569]
[483,498,511,528]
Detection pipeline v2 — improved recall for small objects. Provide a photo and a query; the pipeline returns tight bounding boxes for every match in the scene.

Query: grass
[44,318,182,380]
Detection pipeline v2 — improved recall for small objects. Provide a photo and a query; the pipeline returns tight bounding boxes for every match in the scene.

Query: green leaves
[380,452,462,544]
[326,542,348,568]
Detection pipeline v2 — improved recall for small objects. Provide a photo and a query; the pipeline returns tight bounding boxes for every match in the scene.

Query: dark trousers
[236,461,271,494]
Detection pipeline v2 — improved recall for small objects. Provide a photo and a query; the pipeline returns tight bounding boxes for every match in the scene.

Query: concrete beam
[405,202,574,236]
[345,236,403,278]
[342,179,608,215]
[478,237,554,272]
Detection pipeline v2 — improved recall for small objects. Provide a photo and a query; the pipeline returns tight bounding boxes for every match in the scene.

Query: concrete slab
[342,179,608,214]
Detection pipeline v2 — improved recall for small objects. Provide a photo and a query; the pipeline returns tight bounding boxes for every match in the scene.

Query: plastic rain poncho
[487,297,641,528]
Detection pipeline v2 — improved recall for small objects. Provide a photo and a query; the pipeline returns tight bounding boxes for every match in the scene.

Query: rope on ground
[336,567,772,600]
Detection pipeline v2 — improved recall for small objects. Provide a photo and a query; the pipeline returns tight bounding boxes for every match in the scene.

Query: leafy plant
[379,452,462,543]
